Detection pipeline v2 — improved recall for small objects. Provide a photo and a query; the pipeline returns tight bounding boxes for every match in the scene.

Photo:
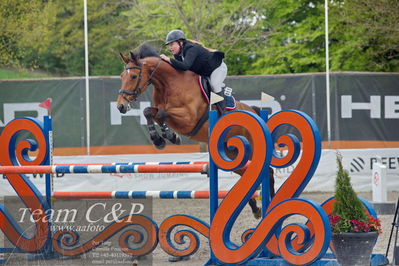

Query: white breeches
[209,61,227,93]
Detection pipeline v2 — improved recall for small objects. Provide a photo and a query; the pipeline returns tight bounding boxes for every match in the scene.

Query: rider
[160,29,227,113]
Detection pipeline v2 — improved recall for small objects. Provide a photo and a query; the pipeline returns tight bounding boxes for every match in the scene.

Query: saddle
[197,76,236,111]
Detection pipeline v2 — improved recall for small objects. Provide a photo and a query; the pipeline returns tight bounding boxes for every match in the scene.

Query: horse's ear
[130,51,139,64]
[120,52,129,64]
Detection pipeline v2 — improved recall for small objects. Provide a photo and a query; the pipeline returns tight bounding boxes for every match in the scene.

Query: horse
[116,44,274,219]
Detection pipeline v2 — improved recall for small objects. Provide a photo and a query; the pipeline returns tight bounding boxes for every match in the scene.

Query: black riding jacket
[170,41,224,77]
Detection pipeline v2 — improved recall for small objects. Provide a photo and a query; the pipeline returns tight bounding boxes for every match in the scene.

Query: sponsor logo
[370,157,399,170]
[0,103,47,127]
[2,173,64,179]
[5,198,153,265]
[350,157,365,173]
[373,172,379,186]
[17,200,146,225]
[341,95,399,119]
[349,156,399,173]
[110,101,150,125]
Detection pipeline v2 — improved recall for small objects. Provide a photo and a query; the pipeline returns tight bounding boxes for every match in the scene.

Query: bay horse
[116,44,274,219]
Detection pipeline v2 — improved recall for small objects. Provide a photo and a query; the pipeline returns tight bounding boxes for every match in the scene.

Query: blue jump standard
[244,254,387,265]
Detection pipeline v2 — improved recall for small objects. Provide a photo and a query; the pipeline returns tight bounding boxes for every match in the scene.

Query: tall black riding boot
[216,91,226,115]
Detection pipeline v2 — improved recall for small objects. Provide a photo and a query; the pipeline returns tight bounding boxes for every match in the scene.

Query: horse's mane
[133,44,160,59]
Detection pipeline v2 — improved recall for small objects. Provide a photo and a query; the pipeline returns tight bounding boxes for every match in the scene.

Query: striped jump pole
[54,161,208,166]
[52,190,261,199]
[0,164,208,175]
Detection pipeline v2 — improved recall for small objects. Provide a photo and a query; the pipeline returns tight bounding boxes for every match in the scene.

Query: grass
[0,68,52,79]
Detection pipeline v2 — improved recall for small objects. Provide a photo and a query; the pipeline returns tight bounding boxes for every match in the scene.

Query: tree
[329,0,399,72]
[238,0,399,74]
[0,0,133,76]
[29,0,134,76]
[122,0,272,75]
[1,0,397,76]
[0,0,45,69]
[248,0,327,74]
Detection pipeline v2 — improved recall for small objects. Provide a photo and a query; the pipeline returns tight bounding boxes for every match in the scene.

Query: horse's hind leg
[232,157,275,219]
[144,107,166,149]
[249,199,261,219]
[248,168,275,219]
[155,110,181,145]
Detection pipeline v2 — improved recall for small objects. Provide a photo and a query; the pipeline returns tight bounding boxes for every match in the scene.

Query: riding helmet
[165,29,186,45]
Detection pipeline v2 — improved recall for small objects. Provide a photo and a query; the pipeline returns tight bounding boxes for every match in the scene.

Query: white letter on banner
[53,208,78,223]
[341,95,381,118]
[1,103,47,127]
[242,100,281,115]
[18,208,31,222]
[385,96,399,118]
[103,203,124,223]
[86,202,105,223]
[125,203,144,222]
[110,101,150,125]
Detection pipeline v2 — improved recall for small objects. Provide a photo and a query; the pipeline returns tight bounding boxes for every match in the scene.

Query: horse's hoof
[168,256,190,262]
[154,138,166,149]
[253,208,262,219]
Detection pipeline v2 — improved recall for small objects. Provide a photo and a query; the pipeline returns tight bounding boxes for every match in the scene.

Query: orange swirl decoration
[209,111,273,264]
[267,110,322,210]
[158,214,210,257]
[52,214,158,256]
[263,110,325,258]
[159,111,271,260]
[0,117,50,252]
[209,110,330,265]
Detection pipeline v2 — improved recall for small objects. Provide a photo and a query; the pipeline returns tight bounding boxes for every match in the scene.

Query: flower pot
[332,231,378,266]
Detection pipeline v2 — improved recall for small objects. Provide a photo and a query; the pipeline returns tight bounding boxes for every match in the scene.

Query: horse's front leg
[155,110,181,145]
[143,107,166,149]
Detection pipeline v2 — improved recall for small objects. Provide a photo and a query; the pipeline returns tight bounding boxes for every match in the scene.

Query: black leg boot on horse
[143,107,166,149]
[248,167,276,219]
[155,110,182,145]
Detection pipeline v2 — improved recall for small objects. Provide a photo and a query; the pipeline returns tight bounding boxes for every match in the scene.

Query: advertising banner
[1,150,397,195]
[1,73,398,151]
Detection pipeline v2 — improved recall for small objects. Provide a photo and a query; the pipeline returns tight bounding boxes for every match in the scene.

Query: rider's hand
[160,54,171,63]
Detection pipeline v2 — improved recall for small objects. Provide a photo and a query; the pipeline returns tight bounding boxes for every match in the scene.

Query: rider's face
[168,41,181,55]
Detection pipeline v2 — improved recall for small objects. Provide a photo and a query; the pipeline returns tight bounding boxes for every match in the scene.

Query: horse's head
[117,50,160,114]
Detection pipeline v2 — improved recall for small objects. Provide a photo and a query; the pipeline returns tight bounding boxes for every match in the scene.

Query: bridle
[118,59,161,102]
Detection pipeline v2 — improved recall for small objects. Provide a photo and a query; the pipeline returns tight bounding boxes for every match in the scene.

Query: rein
[118,59,161,99]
